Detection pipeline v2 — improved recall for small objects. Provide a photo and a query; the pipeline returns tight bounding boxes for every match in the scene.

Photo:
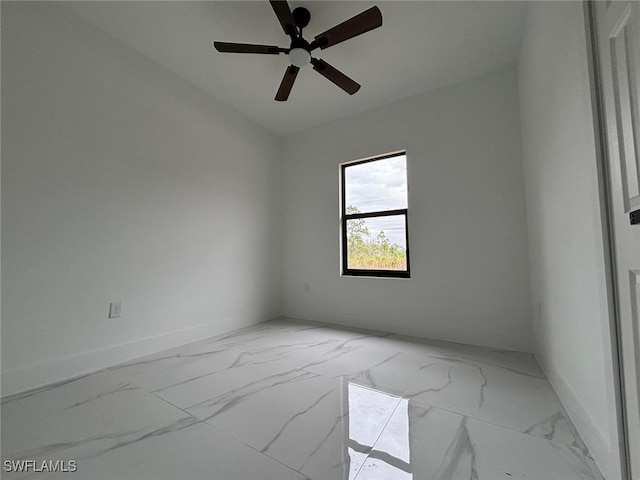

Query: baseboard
[284,307,532,353]
[532,338,619,480]
[1,316,263,398]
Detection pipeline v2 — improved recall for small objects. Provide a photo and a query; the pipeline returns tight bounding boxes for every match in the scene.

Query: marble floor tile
[75,421,307,480]
[1,369,305,480]
[355,400,602,480]
[107,341,250,393]
[148,332,394,415]
[2,318,602,480]
[200,374,401,480]
[390,334,545,378]
[2,370,131,432]
[302,335,433,396]
[404,356,588,453]
[151,358,314,416]
[221,329,372,373]
[202,317,382,353]
[57,420,307,480]
[2,371,194,477]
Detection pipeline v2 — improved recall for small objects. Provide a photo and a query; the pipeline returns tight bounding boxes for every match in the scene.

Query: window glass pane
[346,215,407,271]
[344,155,407,214]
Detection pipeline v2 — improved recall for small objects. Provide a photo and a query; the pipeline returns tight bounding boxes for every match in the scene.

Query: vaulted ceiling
[63,1,527,136]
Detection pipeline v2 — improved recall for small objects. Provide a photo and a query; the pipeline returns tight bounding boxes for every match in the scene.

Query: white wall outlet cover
[109,301,122,318]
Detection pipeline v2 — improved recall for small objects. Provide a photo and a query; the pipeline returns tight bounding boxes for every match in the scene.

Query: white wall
[281,68,532,352]
[518,3,622,479]
[1,2,282,396]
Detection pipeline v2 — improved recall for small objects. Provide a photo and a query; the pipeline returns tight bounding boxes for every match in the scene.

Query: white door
[594,1,640,478]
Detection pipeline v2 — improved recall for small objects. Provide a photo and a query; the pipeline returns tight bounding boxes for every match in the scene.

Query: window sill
[341,270,411,279]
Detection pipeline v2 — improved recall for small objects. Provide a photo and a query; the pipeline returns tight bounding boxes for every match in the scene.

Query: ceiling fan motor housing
[290,37,310,51]
[292,7,311,29]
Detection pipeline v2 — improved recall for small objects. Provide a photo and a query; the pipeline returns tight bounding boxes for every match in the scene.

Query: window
[341,152,410,278]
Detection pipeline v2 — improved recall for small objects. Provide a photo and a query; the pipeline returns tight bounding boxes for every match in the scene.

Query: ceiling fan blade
[269,0,296,38]
[213,41,282,55]
[314,6,382,50]
[275,65,299,101]
[311,59,360,95]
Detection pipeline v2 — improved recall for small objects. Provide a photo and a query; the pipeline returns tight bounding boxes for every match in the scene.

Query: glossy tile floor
[2,318,603,480]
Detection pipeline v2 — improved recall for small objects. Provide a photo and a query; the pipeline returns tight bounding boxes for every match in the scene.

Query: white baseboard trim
[532,338,619,480]
[1,316,263,398]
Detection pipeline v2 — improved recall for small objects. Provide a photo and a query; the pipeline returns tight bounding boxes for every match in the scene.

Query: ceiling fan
[213,1,382,101]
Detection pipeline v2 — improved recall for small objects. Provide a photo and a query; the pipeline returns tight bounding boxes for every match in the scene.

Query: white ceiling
[62,1,527,137]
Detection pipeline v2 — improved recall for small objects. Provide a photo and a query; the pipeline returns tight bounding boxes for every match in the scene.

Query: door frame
[583,1,633,478]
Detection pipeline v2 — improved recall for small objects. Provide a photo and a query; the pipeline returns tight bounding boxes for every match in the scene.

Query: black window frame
[341,151,411,278]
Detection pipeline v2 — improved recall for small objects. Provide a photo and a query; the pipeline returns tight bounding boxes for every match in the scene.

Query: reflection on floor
[1,318,603,479]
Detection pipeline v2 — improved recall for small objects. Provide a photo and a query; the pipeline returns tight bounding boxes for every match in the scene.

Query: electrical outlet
[109,301,122,318]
